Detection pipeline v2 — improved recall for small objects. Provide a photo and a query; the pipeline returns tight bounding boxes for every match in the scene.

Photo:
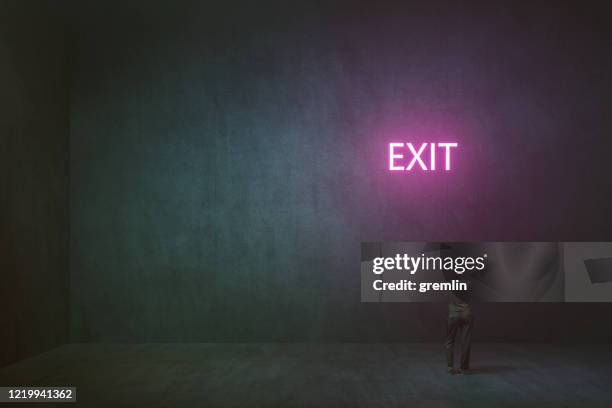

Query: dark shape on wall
[584,258,612,284]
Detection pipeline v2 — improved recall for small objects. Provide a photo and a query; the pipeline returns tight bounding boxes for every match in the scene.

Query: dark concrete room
[1,0,612,406]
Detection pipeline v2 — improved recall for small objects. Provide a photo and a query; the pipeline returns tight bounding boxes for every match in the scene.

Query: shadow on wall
[0,0,69,367]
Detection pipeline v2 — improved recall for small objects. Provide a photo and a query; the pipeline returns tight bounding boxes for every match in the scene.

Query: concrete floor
[0,343,611,407]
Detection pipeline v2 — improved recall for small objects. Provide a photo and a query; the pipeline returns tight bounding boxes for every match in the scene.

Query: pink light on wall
[389,142,458,171]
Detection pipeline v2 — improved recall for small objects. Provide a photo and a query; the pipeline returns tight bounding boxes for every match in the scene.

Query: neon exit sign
[389,142,458,171]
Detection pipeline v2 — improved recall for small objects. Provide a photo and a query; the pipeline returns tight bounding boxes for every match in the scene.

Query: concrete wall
[69,1,612,342]
[0,1,69,366]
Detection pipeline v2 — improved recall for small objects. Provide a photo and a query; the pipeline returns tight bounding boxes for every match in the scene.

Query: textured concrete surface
[1,343,611,407]
[68,1,612,342]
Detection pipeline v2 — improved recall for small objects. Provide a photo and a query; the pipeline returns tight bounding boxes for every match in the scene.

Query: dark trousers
[445,308,473,369]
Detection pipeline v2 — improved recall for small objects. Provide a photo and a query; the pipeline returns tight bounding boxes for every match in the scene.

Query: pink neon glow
[407,142,428,170]
[430,142,436,171]
[389,143,404,171]
[388,142,458,171]
[438,142,458,170]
